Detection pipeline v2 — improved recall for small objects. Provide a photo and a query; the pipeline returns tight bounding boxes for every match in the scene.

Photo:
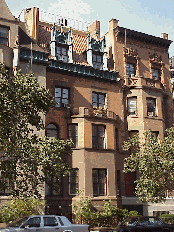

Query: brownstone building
[0,0,174,218]
[106,19,173,215]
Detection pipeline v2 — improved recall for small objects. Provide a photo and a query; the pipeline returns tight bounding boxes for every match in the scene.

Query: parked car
[0,215,90,232]
[115,216,174,232]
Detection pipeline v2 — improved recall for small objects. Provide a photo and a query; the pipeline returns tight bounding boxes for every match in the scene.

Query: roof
[37,23,90,66]
[19,22,48,53]
[115,26,172,48]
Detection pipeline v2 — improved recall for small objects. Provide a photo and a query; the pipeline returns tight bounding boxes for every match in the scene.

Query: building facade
[106,19,174,215]
[0,0,174,218]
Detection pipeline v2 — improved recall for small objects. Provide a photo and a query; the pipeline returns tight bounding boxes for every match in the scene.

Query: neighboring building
[0,0,174,218]
[106,19,173,215]
[169,56,174,121]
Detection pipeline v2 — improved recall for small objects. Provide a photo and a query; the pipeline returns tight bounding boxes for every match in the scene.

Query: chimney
[87,20,100,40]
[109,18,119,32]
[161,33,168,40]
[25,7,39,42]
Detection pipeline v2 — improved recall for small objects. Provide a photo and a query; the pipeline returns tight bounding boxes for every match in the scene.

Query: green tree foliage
[72,191,139,227]
[0,197,45,223]
[0,63,73,197]
[123,128,174,203]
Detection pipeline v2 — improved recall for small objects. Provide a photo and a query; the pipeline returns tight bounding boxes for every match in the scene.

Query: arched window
[46,123,59,138]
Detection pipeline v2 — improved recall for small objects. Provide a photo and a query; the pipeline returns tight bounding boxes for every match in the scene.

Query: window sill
[128,114,138,118]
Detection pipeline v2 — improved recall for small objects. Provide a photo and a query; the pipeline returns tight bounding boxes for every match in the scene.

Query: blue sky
[6,0,174,56]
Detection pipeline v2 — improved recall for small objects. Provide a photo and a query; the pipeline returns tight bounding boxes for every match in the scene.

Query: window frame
[0,173,12,196]
[92,168,107,196]
[55,86,70,108]
[0,25,9,46]
[56,45,68,62]
[147,97,156,117]
[92,92,106,108]
[68,124,78,148]
[152,68,160,80]
[45,176,63,196]
[92,124,106,149]
[115,128,119,151]
[127,97,137,115]
[46,123,59,138]
[92,53,103,70]
[126,63,136,77]
[69,168,79,195]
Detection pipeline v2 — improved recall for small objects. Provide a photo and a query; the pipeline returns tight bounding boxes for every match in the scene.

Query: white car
[0,215,90,232]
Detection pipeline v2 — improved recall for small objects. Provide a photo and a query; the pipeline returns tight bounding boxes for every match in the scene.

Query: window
[117,170,121,196]
[92,92,106,108]
[46,123,59,138]
[147,98,156,117]
[68,124,78,148]
[127,97,137,115]
[45,176,63,196]
[0,26,9,46]
[126,63,136,77]
[151,131,159,139]
[56,46,68,62]
[0,174,12,195]
[43,217,58,226]
[152,68,160,80]
[92,124,106,149]
[21,217,41,228]
[92,169,107,196]
[55,87,69,108]
[93,54,103,69]
[69,168,79,195]
[115,128,119,151]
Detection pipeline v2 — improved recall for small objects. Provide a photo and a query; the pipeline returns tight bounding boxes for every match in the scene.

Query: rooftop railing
[39,10,89,31]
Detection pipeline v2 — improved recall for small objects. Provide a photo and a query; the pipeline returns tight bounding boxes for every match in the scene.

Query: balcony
[71,107,118,121]
[124,75,165,90]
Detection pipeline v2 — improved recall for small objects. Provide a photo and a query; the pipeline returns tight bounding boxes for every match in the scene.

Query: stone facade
[0,0,173,219]
[105,19,173,215]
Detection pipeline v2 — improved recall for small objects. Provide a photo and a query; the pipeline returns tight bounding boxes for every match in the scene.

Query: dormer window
[93,53,102,70]
[50,24,73,63]
[86,33,107,70]
[56,46,68,62]
[0,26,9,46]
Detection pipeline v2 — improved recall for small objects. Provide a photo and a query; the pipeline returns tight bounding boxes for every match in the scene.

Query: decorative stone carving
[128,77,138,86]
[123,46,138,57]
[149,53,162,63]
[146,79,155,87]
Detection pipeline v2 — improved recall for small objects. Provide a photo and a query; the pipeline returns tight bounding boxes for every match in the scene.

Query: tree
[123,127,174,203]
[0,197,45,223]
[0,63,73,197]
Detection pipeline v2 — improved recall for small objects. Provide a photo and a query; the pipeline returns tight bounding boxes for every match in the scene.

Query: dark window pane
[92,124,105,149]
[46,124,58,138]
[55,87,69,107]
[128,97,137,115]
[126,63,135,77]
[43,217,58,226]
[68,124,78,147]
[69,169,79,195]
[152,69,160,80]
[0,26,9,46]
[92,169,107,196]
[92,92,106,108]
[147,98,156,116]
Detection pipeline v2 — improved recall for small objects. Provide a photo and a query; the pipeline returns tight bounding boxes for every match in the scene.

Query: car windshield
[120,217,139,226]
[7,217,29,227]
